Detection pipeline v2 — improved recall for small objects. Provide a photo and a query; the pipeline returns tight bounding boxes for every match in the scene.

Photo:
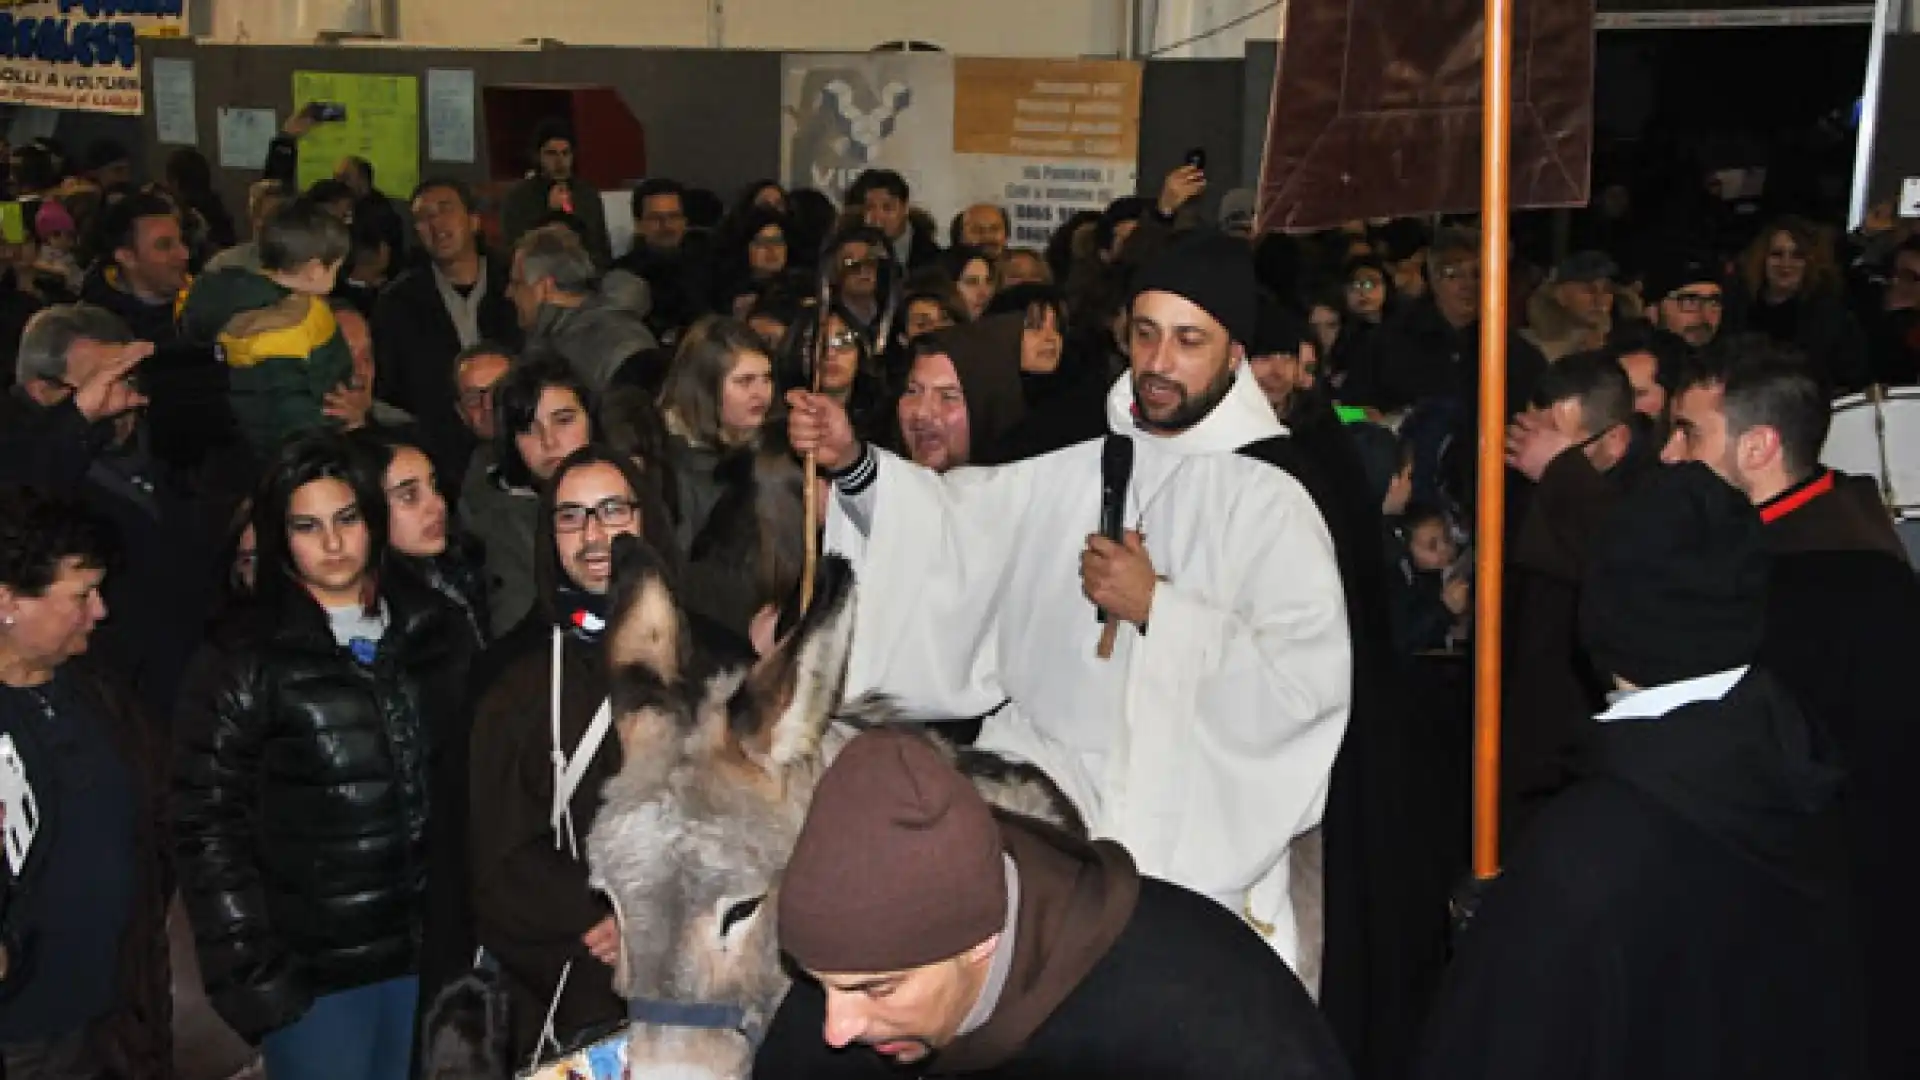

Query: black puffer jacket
[172,573,474,1041]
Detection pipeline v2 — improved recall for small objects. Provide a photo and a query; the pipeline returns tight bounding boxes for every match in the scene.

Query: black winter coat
[171,575,474,1041]
[370,259,523,496]
[1416,669,1867,1080]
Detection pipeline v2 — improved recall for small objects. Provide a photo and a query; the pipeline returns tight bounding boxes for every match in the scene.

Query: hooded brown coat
[754,815,1350,1079]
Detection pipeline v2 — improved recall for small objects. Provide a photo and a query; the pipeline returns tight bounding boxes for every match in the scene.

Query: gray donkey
[581,536,1080,1079]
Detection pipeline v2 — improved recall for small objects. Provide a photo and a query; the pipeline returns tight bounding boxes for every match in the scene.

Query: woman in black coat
[172,433,474,1080]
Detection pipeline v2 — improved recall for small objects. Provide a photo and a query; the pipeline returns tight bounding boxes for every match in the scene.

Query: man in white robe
[788,232,1352,969]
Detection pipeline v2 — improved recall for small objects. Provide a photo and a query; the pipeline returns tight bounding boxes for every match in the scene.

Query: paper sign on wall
[292,71,421,200]
[426,68,476,164]
[218,108,278,171]
[152,58,197,145]
[1900,177,1920,220]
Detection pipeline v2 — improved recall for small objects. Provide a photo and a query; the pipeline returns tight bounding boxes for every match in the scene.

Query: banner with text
[0,0,188,114]
[952,58,1141,249]
[781,53,1141,243]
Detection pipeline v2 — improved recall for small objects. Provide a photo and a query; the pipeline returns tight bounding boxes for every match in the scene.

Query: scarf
[432,256,489,349]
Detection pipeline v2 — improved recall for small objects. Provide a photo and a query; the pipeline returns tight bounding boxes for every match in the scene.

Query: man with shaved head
[789,232,1351,970]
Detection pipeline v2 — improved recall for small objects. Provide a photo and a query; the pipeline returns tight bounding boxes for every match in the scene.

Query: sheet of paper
[217,107,279,171]
[152,57,197,145]
[426,68,476,164]
[292,71,422,199]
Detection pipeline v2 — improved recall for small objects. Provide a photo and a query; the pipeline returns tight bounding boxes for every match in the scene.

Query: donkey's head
[586,536,866,1078]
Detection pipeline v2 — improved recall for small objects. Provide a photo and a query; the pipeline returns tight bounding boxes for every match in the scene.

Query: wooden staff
[1473,0,1515,882]
[799,274,833,615]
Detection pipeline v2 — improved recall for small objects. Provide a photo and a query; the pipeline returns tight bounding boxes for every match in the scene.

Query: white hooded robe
[824,364,1352,969]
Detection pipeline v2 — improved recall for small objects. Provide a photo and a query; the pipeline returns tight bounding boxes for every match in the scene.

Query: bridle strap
[627,996,752,1035]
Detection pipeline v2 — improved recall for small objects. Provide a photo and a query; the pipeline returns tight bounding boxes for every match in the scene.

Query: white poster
[781,52,958,226]
[152,57,196,145]
[217,107,278,171]
[426,68,476,164]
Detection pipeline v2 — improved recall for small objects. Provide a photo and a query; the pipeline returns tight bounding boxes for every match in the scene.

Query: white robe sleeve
[1106,476,1352,955]
[824,448,1042,719]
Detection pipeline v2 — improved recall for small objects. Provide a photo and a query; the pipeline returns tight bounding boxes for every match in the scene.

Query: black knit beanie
[1580,463,1769,689]
[1130,231,1259,347]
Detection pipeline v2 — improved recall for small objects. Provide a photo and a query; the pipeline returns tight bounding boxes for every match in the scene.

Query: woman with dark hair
[782,301,891,444]
[711,206,802,318]
[980,283,1113,462]
[173,433,473,1080]
[348,428,489,649]
[464,356,595,638]
[0,487,172,1080]
[941,243,999,321]
[1726,216,1871,393]
[659,315,776,551]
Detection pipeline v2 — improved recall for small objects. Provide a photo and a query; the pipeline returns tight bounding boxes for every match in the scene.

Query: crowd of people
[0,109,1913,1080]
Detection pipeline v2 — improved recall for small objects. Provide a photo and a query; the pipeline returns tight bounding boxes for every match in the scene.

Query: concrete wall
[199,0,1286,57]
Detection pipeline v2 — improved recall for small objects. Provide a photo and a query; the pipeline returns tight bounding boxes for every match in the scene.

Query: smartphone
[0,202,24,246]
[308,101,348,123]
[1185,146,1207,171]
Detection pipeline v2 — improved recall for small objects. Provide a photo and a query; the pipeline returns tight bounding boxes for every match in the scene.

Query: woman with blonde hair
[1727,217,1869,392]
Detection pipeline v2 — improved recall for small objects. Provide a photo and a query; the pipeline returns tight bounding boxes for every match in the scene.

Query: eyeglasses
[1667,291,1723,313]
[826,329,862,351]
[750,233,787,249]
[1438,264,1481,282]
[839,255,879,272]
[554,497,637,533]
[1347,278,1381,292]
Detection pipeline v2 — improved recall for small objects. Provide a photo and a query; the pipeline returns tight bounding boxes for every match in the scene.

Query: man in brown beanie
[753,729,1351,1079]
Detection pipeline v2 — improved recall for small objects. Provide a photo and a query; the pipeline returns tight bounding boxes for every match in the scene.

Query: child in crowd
[31,198,82,294]
[1350,419,1471,654]
[1396,505,1471,654]
[179,197,354,457]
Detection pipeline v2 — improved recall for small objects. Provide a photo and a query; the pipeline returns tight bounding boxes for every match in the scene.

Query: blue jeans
[263,976,417,1080]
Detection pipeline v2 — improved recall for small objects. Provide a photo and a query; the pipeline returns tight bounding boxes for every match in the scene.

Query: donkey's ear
[732,556,858,768]
[605,534,690,686]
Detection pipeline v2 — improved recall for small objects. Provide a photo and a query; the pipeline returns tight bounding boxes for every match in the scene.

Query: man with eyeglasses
[468,445,680,1061]
[1642,249,1725,350]
[1500,349,1658,843]
[613,177,715,347]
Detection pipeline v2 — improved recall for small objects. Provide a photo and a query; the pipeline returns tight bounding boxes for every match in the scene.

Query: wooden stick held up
[799,277,833,615]
[1096,617,1119,660]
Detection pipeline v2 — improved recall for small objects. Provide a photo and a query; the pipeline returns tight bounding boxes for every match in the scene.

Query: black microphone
[1096,436,1134,623]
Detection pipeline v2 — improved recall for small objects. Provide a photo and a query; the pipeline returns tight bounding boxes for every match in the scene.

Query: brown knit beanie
[778,729,1007,974]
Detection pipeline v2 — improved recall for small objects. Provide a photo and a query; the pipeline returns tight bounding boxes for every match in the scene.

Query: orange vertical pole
[1472,0,1514,881]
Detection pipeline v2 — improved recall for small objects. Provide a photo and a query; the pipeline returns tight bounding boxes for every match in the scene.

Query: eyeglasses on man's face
[553,497,637,533]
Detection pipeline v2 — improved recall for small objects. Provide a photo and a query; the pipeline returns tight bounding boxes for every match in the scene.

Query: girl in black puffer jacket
[172,433,474,1080]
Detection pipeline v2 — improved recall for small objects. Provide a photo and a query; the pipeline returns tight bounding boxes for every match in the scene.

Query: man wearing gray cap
[1521,250,1619,362]
[787,231,1351,971]
[755,728,1350,1079]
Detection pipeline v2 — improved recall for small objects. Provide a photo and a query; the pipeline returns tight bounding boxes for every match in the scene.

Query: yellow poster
[292,72,420,200]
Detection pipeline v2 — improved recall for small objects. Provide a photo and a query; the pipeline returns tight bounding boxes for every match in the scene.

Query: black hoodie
[1417,668,1867,1080]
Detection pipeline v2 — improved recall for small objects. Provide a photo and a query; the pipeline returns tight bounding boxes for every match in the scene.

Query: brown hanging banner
[1256,0,1595,233]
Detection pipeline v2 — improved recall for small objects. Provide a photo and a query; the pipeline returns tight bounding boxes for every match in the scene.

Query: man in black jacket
[1,304,219,730]
[373,178,522,494]
[759,728,1351,1079]
[1499,350,1655,840]
[1664,336,1917,1078]
[1417,464,1866,1080]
